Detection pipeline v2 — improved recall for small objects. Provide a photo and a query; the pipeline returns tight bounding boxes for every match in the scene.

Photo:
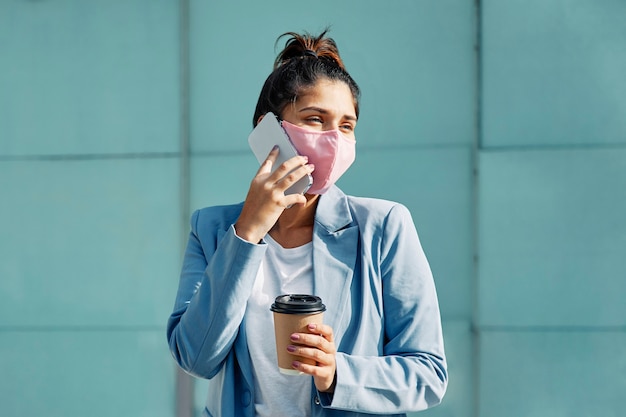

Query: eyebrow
[298,106,358,121]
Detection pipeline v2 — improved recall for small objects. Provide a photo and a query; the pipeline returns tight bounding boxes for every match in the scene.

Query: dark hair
[253,30,361,126]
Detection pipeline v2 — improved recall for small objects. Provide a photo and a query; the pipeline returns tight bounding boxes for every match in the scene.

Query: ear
[256,114,265,125]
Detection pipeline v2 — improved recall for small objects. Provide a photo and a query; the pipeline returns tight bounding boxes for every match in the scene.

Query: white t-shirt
[245,234,314,417]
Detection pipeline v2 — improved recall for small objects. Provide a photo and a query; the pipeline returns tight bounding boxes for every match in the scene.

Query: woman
[167,30,447,416]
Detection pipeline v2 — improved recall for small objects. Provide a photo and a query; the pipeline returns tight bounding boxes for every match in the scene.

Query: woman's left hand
[289,323,337,392]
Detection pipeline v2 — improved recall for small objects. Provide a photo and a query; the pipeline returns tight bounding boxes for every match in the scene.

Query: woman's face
[280,79,357,139]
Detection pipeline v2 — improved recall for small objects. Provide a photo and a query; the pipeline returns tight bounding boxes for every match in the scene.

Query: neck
[269,194,319,248]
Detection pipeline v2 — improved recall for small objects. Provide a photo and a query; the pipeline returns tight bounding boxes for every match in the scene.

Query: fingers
[290,323,334,348]
[259,145,311,183]
[288,324,337,392]
[307,323,334,342]
[288,324,336,366]
[314,323,334,340]
[272,159,313,192]
[256,145,280,175]
[283,193,308,208]
[288,342,333,376]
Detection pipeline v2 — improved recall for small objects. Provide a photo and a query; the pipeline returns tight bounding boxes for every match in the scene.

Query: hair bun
[274,29,346,70]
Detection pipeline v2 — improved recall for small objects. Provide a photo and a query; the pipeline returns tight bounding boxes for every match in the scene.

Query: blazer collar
[314,185,354,234]
[312,185,358,341]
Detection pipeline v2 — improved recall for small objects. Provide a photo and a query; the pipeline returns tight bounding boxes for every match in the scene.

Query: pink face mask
[281,120,356,195]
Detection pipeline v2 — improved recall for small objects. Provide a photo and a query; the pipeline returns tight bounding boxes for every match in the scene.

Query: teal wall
[1,1,624,416]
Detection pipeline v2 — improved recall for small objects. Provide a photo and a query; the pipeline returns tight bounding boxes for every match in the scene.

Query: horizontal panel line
[474,325,626,333]
[191,143,472,158]
[357,143,472,152]
[479,142,626,153]
[0,152,181,162]
[0,143,474,162]
[5,143,620,160]
[0,325,165,333]
[192,149,248,157]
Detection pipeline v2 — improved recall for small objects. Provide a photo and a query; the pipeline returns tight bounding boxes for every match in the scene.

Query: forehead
[295,79,357,117]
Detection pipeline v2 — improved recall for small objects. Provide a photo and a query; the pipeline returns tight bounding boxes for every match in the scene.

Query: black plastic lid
[270,294,326,314]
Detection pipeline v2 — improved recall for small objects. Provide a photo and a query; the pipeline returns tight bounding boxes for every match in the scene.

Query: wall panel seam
[472,1,482,417]
[175,1,194,417]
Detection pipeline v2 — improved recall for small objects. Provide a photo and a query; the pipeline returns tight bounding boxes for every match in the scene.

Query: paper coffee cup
[270,294,326,375]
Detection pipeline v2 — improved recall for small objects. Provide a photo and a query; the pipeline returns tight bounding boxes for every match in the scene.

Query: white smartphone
[248,112,312,195]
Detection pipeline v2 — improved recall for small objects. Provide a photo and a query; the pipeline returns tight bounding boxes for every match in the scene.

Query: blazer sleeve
[321,203,448,413]
[166,209,266,378]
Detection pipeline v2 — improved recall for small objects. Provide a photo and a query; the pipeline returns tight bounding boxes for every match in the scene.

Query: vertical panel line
[472,1,483,417]
[176,0,194,417]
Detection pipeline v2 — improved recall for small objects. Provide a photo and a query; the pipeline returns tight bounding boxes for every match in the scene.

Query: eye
[340,123,355,132]
[306,116,323,124]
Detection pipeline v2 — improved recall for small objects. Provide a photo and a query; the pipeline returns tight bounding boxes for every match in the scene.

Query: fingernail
[290,334,300,341]
[308,164,315,171]
[302,155,308,162]
[292,361,301,369]
[308,323,317,330]
[272,145,279,151]
[287,345,297,353]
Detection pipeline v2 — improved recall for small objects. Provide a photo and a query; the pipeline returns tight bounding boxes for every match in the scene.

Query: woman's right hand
[234,146,314,243]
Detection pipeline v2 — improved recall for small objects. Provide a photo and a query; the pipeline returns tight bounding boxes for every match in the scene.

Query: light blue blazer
[167,186,447,416]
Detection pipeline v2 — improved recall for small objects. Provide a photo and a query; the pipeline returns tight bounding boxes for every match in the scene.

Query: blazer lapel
[312,186,358,340]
